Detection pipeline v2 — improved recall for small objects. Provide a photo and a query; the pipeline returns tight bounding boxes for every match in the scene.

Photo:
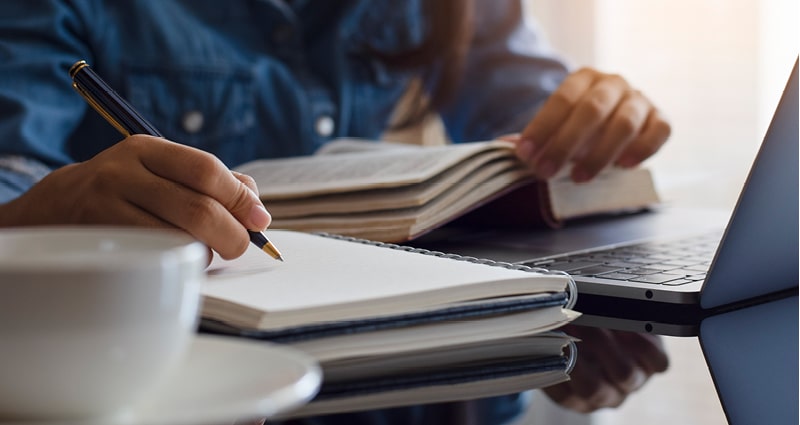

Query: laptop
[413,59,798,336]
[412,60,798,425]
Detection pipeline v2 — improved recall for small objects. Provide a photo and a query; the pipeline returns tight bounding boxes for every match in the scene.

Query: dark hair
[377,0,475,129]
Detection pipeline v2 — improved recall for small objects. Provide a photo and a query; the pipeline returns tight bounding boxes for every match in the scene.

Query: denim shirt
[0,2,566,422]
[0,0,567,203]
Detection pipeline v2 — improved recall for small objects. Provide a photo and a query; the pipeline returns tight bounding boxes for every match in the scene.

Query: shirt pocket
[123,64,256,165]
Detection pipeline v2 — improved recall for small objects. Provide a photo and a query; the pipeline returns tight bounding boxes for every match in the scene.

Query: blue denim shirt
[0,1,566,423]
[0,0,567,203]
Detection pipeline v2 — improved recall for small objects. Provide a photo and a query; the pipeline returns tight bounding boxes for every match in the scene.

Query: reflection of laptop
[413,61,798,424]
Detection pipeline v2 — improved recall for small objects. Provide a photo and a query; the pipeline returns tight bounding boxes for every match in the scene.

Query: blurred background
[518,1,798,424]
[526,0,798,212]
[385,3,796,422]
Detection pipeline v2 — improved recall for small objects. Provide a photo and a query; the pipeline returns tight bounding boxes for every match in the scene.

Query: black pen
[69,60,284,261]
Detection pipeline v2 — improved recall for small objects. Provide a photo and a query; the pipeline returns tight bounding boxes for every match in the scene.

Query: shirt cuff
[0,155,52,203]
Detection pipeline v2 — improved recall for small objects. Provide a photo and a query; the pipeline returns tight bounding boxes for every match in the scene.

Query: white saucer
[1,335,321,425]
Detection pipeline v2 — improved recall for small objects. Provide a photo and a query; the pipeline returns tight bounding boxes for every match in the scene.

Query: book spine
[314,232,577,310]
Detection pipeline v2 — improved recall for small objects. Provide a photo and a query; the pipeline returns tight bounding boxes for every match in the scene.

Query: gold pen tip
[261,241,284,262]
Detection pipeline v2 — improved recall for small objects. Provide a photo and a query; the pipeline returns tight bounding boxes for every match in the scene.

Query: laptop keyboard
[520,232,722,286]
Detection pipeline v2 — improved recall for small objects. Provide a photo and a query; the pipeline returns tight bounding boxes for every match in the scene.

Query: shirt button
[182,110,204,134]
[315,115,335,137]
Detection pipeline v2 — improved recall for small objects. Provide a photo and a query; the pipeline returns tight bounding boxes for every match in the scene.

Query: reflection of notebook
[413,60,798,424]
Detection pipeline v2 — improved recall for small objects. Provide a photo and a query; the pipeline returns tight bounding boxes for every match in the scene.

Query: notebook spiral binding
[314,232,578,310]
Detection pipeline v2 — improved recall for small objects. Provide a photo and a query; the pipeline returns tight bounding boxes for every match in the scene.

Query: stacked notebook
[199,230,578,416]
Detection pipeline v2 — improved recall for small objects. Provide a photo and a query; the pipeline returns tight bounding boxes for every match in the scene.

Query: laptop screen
[700,59,799,310]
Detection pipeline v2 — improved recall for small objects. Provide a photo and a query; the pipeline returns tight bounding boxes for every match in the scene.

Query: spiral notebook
[200,230,576,343]
[200,230,578,413]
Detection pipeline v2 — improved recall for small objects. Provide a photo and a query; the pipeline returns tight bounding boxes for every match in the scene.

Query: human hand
[0,135,270,259]
[543,325,669,413]
[514,67,671,182]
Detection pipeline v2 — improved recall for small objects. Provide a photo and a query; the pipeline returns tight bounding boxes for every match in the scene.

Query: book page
[234,141,514,199]
[202,230,569,330]
[313,138,420,155]
[548,167,661,220]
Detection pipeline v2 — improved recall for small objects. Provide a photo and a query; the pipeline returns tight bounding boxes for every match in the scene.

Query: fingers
[130,136,271,233]
[544,348,625,413]
[8,136,269,260]
[231,170,272,227]
[536,75,629,178]
[615,109,671,168]
[520,68,597,154]
[517,67,669,182]
[231,171,259,196]
[123,171,252,260]
[615,331,670,374]
[120,136,272,258]
[571,90,651,181]
[543,325,669,413]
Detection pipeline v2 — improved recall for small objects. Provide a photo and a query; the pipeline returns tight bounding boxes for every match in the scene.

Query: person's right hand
[0,135,270,259]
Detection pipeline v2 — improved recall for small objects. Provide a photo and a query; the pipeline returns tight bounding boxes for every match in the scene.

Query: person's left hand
[543,324,669,413]
[514,67,671,183]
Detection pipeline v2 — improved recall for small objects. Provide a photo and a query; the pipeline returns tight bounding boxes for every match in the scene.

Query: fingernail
[516,140,536,162]
[617,154,638,168]
[249,203,271,231]
[572,167,592,183]
[629,369,647,391]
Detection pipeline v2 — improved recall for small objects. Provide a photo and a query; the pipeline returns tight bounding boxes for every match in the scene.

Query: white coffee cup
[0,226,206,420]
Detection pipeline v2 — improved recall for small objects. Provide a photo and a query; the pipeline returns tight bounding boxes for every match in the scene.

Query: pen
[69,60,284,262]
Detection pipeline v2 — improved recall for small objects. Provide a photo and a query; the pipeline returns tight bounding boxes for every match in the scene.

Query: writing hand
[0,135,270,260]
[515,67,671,182]
[543,325,669,412]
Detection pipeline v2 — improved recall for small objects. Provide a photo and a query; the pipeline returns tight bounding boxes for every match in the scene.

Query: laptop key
[608,261,646,269]
[596,272,640,281]
[629,273,685,284]
[626,267,667,275]
[662,259,701,267]
[684,264,711,272]
[569,265,624,276]
[545,261,601,272]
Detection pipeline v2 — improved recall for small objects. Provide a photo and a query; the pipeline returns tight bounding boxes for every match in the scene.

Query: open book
[200,230,578,414]
[234,139,660,243]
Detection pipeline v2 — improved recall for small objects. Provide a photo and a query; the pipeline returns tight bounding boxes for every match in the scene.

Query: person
[0,0,669,423]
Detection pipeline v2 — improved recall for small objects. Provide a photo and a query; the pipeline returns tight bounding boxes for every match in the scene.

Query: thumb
[224,172,271,231]
[231,171,259,195]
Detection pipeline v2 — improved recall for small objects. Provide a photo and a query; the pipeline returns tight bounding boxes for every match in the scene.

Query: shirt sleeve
[0,156,53,203]
[0,0,93,202]
[437,0,570,142]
